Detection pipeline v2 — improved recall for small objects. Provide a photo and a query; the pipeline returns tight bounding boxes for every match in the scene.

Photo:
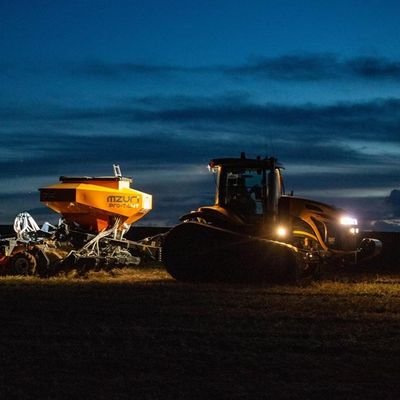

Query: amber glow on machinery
[39,167,152,233]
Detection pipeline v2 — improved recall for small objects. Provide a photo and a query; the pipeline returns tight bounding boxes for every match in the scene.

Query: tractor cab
[209,154,284,223]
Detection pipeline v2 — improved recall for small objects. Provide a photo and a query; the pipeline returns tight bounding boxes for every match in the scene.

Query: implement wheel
[10,252,37,276]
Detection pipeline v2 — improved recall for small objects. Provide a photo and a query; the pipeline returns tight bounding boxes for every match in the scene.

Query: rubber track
[162,221,301,283]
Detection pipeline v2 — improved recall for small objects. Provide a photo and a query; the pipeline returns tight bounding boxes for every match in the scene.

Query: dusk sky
[1,0,400,228]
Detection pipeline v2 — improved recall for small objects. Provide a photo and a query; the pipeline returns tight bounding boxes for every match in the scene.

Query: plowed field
[1,266,399,399]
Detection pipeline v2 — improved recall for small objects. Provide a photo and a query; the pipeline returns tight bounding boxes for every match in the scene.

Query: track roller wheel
[10,252,37,276]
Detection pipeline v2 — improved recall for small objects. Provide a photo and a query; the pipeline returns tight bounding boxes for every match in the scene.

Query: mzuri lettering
[107,195,139,203]
[107,195,140,209]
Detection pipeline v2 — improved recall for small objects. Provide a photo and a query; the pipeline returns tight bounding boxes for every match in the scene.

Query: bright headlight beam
[276,226,288,238]
[340,216,358,226]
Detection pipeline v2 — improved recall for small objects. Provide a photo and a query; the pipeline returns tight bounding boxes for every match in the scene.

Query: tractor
[162,153,381,282]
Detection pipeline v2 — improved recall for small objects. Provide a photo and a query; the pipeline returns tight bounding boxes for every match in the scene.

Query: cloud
[348,57,400,80]
[225,54,400,82]
[60,54,400,82]
[0,126,398,195]
[1,94,400,224]
[355,190,400,232]
[3,52,400,226]
[3,54,400,84]
[2,96,400,170]
[387,190,400,217]
[3,95,400,145]
[286,170,400,191]
[225,54,340,81]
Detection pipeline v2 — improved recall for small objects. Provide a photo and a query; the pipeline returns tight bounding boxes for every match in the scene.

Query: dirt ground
[0,266,399,400]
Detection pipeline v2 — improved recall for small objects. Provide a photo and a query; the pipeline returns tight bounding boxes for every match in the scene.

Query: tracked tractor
[162,153,381,282]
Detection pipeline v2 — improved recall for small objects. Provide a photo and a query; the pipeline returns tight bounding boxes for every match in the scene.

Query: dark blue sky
[1,0,400,228]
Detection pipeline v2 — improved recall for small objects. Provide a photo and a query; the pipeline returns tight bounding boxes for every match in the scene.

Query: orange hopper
[39,169,152,233]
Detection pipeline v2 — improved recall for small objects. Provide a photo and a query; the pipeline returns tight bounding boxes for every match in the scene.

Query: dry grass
[0,265,400,399]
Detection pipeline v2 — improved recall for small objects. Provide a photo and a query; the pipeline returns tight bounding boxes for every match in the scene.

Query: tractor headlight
[340,215,359,235]
[276,226,288,238]
[340,216,358,226]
